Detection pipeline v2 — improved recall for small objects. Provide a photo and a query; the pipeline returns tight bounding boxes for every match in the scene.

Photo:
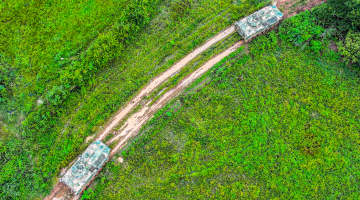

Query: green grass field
[86,12,360,199]
[0,0,269,199]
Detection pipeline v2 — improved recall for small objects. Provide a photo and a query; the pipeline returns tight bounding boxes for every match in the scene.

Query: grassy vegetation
[0,0,270,199]
[86,11,360,199]
[0,0,162,120]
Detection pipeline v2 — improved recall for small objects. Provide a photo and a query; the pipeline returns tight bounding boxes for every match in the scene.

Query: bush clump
[45,85,67,106]
[337,31,360,66]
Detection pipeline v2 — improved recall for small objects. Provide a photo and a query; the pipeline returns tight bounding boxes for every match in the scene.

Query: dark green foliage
[337,31,360,65]
[311,0,360,67]
[88,13,360,199]
[170,0,192,20]
[0,85,7,104]
[0,54,14,104]
[279,10,327,53]
[46,86,67,106]
[82,188,96,199]
[0,138,35,198]
[313,0,360,34]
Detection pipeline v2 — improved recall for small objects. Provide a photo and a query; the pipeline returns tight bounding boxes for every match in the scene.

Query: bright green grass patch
[87,13,360,199]
[0,0,163,127]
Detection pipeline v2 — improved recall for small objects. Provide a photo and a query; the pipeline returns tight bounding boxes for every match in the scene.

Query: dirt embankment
[44,182,71,200]
[278,0,327,18]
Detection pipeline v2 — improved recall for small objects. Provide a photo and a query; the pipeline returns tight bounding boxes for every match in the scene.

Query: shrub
[313,0,360,34]
[45,85,67,106]
[0,85,7,103]
[337,31,360,65]
[279,11,326,52]
[170,0,192,20]
[0,54,13,103]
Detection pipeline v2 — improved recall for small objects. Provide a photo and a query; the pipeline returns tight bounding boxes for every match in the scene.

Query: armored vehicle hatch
[60,140,110,195]
[234,5,283,42]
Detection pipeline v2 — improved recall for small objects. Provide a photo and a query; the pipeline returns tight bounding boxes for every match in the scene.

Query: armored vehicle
[234,5,283,42]
[60,140,110,195]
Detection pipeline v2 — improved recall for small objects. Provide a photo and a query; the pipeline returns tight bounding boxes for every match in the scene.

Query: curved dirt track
[96,26,235,141]
[45,1,327,199]
[108,41,244,153]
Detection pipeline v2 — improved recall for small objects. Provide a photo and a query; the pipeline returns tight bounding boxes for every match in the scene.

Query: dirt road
[96,26,235,141]
[108,41,244,154]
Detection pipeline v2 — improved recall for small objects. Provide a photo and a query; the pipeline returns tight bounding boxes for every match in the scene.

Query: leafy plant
[46,85,67,106]
[170,0,192,20]
[81,188,96,200]
[279,11,326,50]
[337,31,360,65]
[313,0,360,34]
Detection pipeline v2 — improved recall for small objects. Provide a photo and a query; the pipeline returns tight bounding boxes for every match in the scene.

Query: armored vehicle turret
[234,5,283,42]
[60,140,110,195]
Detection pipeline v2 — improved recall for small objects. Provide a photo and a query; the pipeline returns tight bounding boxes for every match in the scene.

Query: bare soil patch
[329,40,338,52]
[278,0,327,18]
[44,182,73,200]
[85,134,96,143]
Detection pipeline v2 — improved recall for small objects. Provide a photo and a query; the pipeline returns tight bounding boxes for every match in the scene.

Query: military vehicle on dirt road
[234,5,283,42]
[60,140,110,195]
